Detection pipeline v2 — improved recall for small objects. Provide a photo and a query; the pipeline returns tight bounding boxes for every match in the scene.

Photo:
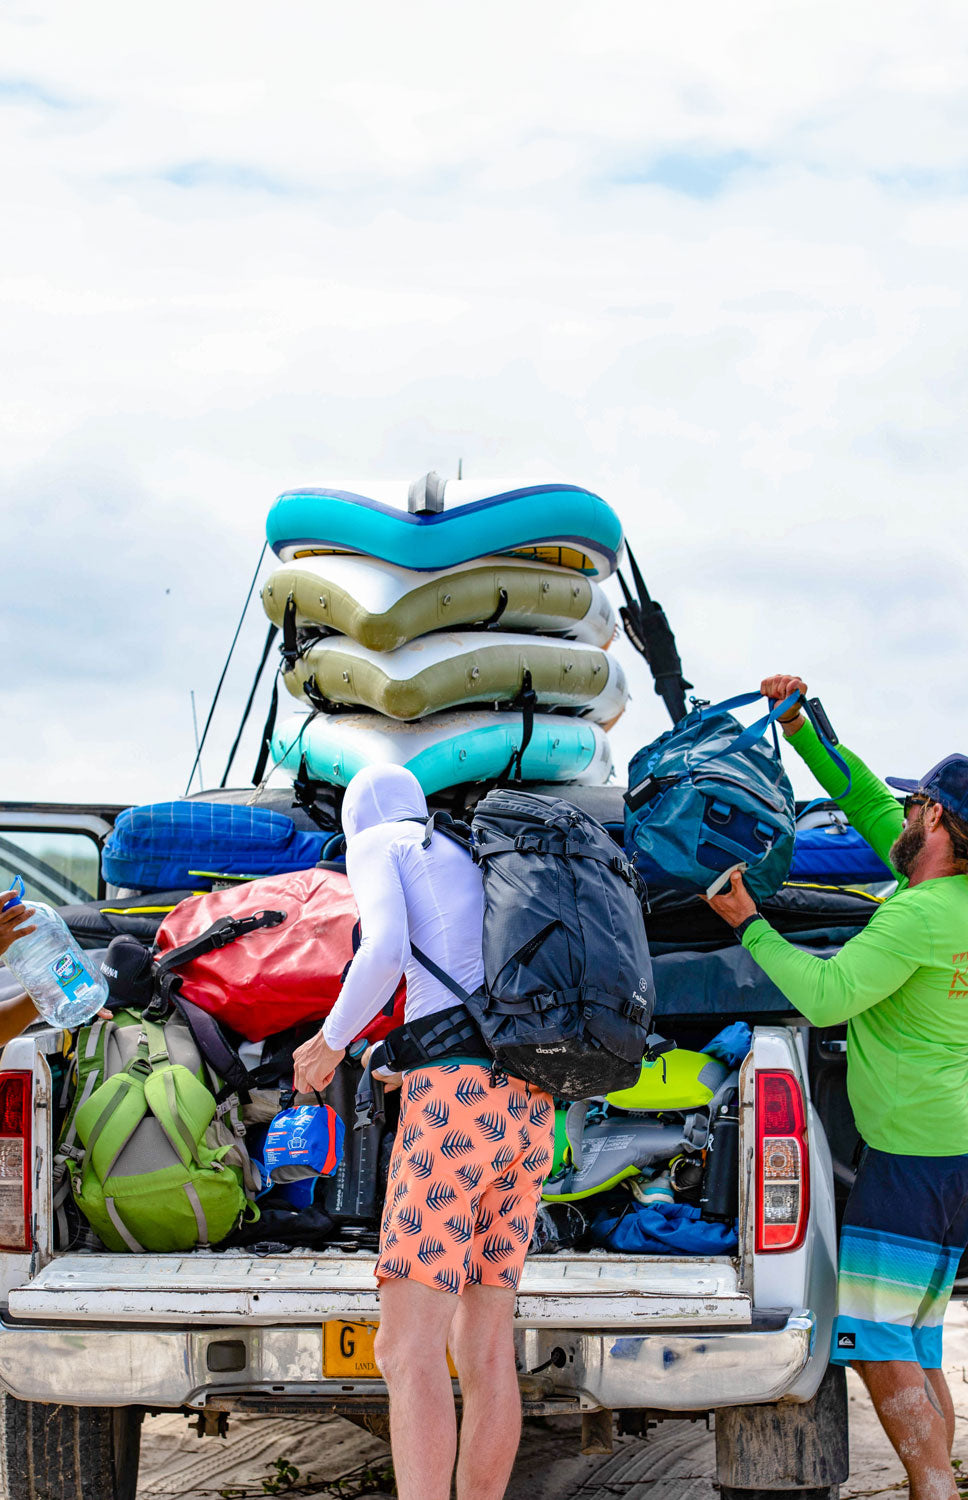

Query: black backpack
[414,789,655,1100]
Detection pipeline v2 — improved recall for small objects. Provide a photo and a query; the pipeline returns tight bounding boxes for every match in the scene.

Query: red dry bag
[154,867,404,1043]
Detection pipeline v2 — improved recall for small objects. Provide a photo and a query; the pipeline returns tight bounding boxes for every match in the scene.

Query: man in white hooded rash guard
[293,765,555,1500]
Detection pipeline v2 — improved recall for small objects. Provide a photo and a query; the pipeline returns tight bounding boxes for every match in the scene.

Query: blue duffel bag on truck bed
[624,691,851,903]
[791,805,893,886]
[102,800,336,892]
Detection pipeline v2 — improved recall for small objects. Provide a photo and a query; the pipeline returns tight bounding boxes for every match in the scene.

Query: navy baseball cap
[886,755,968,822]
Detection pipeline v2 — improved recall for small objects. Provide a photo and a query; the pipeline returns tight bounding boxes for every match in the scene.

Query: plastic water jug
[1,877,108,1027]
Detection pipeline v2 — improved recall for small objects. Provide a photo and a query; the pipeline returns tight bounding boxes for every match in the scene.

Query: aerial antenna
[190,691,204,792]
[457,458,463,479]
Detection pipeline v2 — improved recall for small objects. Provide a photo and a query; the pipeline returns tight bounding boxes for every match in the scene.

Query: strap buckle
[624,774,676,813]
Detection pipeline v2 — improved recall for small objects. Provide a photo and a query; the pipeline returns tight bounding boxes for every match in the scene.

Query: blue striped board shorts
[832,1146,968,1369]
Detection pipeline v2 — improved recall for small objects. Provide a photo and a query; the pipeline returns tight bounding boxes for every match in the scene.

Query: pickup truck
[0,796,873,1500]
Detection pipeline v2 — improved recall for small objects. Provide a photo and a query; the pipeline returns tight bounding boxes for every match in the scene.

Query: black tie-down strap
[222,621,278,788]
[503,669,537,781]
[617,544,691,726]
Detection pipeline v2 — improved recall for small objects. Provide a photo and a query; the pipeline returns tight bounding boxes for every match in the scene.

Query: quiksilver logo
[837,1333,855,1349]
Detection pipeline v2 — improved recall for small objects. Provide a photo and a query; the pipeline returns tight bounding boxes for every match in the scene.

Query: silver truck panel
[0,1313,814,1412]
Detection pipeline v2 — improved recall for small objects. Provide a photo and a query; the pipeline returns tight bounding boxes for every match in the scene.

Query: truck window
[0,830,100,906]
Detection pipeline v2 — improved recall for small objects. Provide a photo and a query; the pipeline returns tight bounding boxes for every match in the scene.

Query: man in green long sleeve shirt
[709,673,968,1500]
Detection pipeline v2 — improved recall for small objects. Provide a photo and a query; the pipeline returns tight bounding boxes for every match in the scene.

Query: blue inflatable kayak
[266,477,624,579]
[271,709,614,795]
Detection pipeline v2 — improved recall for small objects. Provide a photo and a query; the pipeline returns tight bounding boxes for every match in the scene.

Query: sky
[1,0,967,809]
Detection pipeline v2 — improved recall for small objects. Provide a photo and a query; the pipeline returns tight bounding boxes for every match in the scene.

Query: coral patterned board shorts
[376,1062,555,1295]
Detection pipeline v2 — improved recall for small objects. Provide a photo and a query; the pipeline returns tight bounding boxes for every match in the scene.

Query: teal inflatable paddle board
[271,708,614,795]
[266,478,623,579]
[284,632,629,725]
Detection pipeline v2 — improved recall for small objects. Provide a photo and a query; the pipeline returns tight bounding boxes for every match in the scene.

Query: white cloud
[1,0,967,812]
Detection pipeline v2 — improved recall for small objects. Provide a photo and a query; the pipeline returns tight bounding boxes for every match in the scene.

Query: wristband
[734,913,765,942]
[779,695,806,726]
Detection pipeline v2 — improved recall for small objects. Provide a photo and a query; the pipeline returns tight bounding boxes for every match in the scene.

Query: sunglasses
[903,794,931,819]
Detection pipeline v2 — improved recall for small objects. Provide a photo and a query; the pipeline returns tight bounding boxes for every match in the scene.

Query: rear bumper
[0,1312,816,1412]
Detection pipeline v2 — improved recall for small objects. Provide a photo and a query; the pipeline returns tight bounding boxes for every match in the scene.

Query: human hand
[760,674,808,729]
[703,869,758,927]
[292,1031,345,1094]
[361,1043,402,1092]
[0,896,36,959]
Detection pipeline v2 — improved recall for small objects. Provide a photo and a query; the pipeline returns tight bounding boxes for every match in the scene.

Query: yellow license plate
[324,1320,381,1378]
[322,1321,458,1379]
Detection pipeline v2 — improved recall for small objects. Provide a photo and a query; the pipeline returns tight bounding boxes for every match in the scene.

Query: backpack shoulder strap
[57,1010,141,1154]
[168,992,251,1096]
[408,942,473,1005]
[396,813,474,854]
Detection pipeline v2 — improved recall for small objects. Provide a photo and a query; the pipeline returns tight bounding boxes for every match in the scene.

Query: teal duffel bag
[624,690,843,902]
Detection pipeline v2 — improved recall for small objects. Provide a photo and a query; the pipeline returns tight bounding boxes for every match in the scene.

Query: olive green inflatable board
[261,555,617,652]
[271,708,614,795]
[266,478,623,579]
[284,632,629,725]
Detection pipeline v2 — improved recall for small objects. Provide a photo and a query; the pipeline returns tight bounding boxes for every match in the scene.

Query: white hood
[341,764,428,842]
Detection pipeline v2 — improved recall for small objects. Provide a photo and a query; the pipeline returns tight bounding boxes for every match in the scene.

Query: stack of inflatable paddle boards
[261,474,627,796]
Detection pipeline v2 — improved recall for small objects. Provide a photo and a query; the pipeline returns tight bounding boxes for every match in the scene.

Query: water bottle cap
[1,877,25,913]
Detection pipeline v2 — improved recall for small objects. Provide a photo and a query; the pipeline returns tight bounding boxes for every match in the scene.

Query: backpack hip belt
[356,1004,492,1130]
[374,1002,490,1075]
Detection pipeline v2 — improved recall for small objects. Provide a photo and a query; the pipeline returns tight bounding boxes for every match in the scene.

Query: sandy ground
[136,1303,968,1499]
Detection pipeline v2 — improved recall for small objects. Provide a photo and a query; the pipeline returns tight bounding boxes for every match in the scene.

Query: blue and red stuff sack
[264,1100,345,1184]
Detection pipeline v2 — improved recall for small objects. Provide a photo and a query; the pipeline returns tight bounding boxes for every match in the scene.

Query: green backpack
[58,1010,259,1253]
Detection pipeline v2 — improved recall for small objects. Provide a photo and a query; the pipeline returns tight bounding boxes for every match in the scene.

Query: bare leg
[926,1369,956,1456]
[449,1283,521,1500]
[374,1279,459,1500]
[853,1360,959,1500]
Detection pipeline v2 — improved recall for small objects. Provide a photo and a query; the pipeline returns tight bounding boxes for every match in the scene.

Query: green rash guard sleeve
[786,719,904,873]
[742,894,923,1027]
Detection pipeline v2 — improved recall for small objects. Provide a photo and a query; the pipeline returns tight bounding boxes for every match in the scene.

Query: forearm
[785,719,903,867]
[742,905,917,1025]
[0,993,38,1044]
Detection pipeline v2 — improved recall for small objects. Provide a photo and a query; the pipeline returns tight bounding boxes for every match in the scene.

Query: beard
[889,813,927,879]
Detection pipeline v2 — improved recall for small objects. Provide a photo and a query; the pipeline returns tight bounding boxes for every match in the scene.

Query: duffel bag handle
[690,691,852,797]
[690,691,801,767]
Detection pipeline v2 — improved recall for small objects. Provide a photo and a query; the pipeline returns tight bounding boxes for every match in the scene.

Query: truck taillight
[756,1069,809,1253]
[0,1073,32,1252]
